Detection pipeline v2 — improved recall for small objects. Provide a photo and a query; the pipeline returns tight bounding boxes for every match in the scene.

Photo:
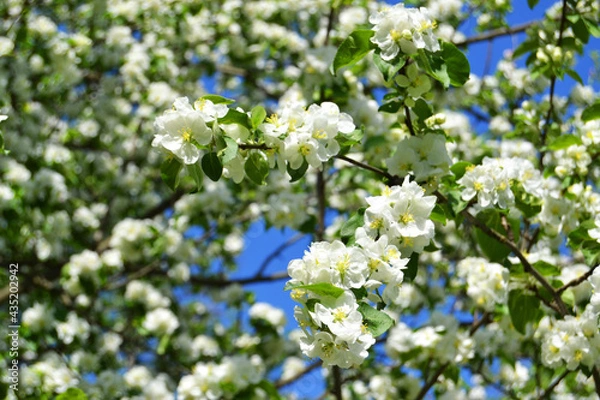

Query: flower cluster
[177,354,265,400]
[458,156,543,209]
[539,269,600,370]
[363,176,437,255]
[261,101,356,170]
[385,132,451,185]
[369,4,440,60]
[456,257,509,311]
[287,177,437,367]
[152,97,227,165]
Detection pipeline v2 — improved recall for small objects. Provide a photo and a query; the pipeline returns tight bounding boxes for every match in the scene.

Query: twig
[404,106,417,136]
[538,0,569,169]
[275,361,322,388]
[557,265,598,295]
[538,369,570,399]
[255,233,306,277]
[455,21,537,47]
[190,270,289,287]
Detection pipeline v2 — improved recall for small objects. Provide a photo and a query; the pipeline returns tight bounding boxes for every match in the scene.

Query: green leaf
[351,287,368,300]
[341,208,366,239]
[527,0,540,8]
[358,302,394,337]
[512,39,538,60]
[404,252,419,282]
[430,204,447,225]
[219,108,252,130]
[545,134,582,150]
[474,209,520,263]
[570,17,589,44]
[418,41,470,88]
[412,98,433,122]
[56,388,88,400]
[582,103,600,122]
[378,100,402,113]
[508,290,542,334]
[583,17,600,37]
[287,282,345,298]
[287,159,309,182]
[251,105,267,130]
[160,157,182,191]
[450,161,473,180]
[331,29,376,75]
[244,151,269,185]
[157,334,170,355]
[201,152,223,181]
[336,129,364,148]
[186,163,204,191]
[565,68,583,85]
[219,136,238,164]
[567,220,595,248]
[373,52,406,82]
[200,94,235,104]
[533,261,560,277]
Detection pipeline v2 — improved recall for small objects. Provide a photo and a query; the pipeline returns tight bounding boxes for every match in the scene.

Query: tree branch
[455,20,537,47]
[539,369,570,399]
[539,0,569,169]
[255,233,306,277]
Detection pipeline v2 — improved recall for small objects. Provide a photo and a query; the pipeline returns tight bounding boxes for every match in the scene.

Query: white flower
[22,303,54,332]
[249,302,287,330]
[312,292,364,343]
[370,4,440,60]
[143,307,179,336]
[153,97,214,164]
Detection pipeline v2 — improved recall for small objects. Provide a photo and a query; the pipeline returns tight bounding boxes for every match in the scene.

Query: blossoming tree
[1,0,600,399]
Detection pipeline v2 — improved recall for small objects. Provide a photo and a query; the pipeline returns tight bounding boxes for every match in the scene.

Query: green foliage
[417,41,470,88]
[202,152,223,181]
[331,29,376,75]
[284,282,345,298]
[373,52,406,82]
[404,252,419,282]
[287,159,309,182]
[508,290,543,335]
[474,209,520,262]
[581,102,600,122]
[160,157,182,191]
[56,388,88,400]
[358,302,395,337]
[244,151,269,185]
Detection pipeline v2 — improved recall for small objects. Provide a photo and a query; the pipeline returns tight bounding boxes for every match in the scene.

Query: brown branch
[556,265,598,295]
[189,270,290,288]
[455,20,537,47]
[414,362,449,400]
[255,233,306,277]
[538,369,570,399]
[275,360,322,388]
[404,106,417,137]
[538,0,569,169]
[333,154,395,181]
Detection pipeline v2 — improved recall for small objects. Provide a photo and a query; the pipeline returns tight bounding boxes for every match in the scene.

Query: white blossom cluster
[456,257,509,311]
[261,101,356,170]
[385,132,451,185]
[177,354,265,400]
[540,268,600,370]
[386,312,475,365]
[458,156,544,209]
[363,176,437,255]
[287,177,437,367]
[152,97,228,165]
[369,4,440,60]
